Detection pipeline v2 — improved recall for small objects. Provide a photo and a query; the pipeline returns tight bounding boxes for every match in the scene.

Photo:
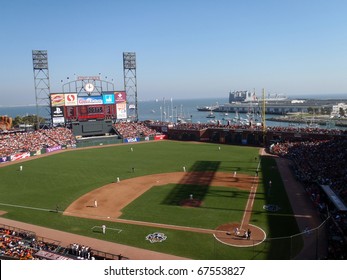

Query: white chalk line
[239,159,261,231]
[0,202,60,213]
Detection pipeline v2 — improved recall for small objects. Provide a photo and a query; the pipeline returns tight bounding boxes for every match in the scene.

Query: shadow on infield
[161,161,220,205]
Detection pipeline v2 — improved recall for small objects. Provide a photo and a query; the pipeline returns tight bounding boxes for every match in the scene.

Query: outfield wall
[75,135,166,148]
[167,127,265,145]
[76,136,123,148]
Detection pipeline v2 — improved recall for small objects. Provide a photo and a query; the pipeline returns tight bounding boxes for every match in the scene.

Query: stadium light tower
[32,50,51,128]
[123,52,138,122]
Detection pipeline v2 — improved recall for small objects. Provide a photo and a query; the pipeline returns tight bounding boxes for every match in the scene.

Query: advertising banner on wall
[154,135,167,140]
[50,94,65,107]
[116,102,127,119]
[10,152,30,162]
[124,137,140,143]
[64,93,78,106]
[114,91,126,103]
[0,156,9,163]
[46,146,62,153]
[77,96,103,106]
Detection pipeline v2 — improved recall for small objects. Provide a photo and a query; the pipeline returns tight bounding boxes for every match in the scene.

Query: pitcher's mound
[179,199,202,208]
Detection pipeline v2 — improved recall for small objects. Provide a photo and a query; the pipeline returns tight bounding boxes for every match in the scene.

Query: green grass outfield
[0,141,302,259]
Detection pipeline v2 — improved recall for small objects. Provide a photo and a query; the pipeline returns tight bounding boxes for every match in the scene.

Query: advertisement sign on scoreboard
[116,102,127,119]
[52,117,65,124]
[50,94,65,107]
[52,106,64,118]
[115,91,126,103]
[77,96,103,106]
[65,93,78,106]
[102,93,115,104]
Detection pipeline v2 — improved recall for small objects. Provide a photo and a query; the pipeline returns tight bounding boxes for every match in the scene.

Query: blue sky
[1,0,347,105]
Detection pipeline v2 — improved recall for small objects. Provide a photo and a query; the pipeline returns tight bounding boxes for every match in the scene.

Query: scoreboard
[51,91,126,124]
[64,104,117,121]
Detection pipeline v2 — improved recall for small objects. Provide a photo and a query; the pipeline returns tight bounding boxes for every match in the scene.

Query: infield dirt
[63,171,265,246]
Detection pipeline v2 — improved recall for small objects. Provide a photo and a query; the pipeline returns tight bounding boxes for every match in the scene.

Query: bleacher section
[0,224,126,260]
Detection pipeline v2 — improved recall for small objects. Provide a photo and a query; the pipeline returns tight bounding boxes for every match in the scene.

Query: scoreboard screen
[75,105,105,120]
[88,106,103,114]
[57,95,119,121]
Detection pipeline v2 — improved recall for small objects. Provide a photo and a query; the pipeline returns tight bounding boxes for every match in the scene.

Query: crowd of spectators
[267,125,345,135]
[154,121,346,135]
[271,138,347,205]
[270,138,347,259]
[42,127,76,147]
[113,122,157,138]
[0,226,125,260]
[167,121,255,131]
[0,127,76,157]
[0,227,58,260]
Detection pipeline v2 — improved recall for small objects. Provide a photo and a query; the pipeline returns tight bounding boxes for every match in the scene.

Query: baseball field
[0,140,302,259]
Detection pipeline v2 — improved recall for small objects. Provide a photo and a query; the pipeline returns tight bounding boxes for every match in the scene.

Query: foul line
[0,202,60,213]
[0,201,229,235]
[239,160,261,230]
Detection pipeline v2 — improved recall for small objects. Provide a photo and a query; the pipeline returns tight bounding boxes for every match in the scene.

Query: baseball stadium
[0,51,346,260]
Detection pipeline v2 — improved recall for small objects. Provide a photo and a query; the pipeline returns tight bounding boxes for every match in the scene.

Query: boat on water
[207,119,217,124]
[197,105,219,112]
[206,111,215,118]
[177,117,192,123]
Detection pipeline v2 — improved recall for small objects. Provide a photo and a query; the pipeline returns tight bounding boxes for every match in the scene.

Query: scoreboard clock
[84,83,95,93]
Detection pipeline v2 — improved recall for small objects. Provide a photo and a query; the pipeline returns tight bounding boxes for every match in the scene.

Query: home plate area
[214,222,266,247]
